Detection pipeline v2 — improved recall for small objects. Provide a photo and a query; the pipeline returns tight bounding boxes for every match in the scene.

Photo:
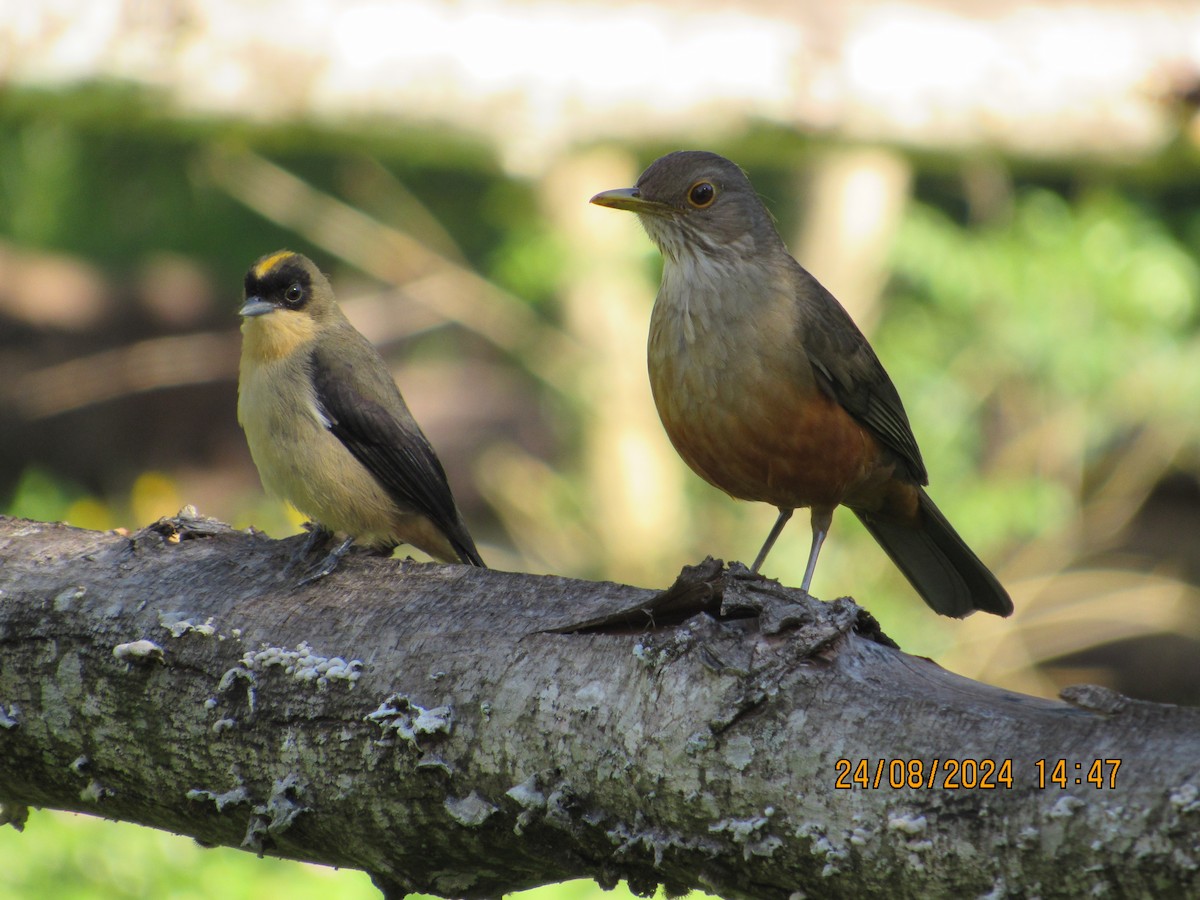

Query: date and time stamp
[834,757,1122,791]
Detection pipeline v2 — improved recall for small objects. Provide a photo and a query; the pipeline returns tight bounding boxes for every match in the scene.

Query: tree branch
[1,513,1197,898]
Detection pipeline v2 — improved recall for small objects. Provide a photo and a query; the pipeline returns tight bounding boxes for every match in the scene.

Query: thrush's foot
[296,535,355,586]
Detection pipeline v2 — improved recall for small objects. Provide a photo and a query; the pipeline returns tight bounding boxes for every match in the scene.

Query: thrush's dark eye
[284,283,304,307]
[687,181,716,208]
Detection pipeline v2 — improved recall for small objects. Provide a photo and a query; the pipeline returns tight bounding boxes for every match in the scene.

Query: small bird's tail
[444,515,486,568]
[455,534,487,568]
[854,489,1012,618]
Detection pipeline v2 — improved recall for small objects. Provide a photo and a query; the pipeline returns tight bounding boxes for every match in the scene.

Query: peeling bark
[0,512,1198,899]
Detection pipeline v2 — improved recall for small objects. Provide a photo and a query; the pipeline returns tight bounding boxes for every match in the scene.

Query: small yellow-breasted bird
[591,152,1010,617]
[237,250,485,581]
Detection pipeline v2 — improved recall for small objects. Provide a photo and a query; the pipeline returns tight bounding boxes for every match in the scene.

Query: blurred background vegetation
[4,0,1200,896]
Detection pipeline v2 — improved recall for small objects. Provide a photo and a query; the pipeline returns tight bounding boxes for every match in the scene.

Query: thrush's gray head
[590,151,786,265]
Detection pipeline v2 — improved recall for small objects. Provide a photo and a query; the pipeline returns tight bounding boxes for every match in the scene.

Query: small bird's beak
[590,188,674,216]
[239,297,275,318]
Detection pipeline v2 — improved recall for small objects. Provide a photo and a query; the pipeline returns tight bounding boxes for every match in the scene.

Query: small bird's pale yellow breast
[239,357,417,546]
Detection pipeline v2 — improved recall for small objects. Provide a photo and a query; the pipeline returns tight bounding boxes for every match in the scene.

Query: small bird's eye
[687,181,716,208]
[284,283,304,306]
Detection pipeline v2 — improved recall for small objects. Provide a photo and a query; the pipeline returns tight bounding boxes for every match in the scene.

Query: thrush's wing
[308,343,485,567]
[795,267,928,485]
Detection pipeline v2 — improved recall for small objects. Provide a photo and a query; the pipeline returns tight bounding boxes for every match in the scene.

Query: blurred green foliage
[0,810,378,900]
[883,187,1198,526]
[4,83,1200,897]
[884,186,1200,540]
[0,85,536,299]
[0,809,663,900]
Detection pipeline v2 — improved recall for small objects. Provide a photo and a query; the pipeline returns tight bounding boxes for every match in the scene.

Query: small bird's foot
[296,535,355,587]
[283,523,333,577]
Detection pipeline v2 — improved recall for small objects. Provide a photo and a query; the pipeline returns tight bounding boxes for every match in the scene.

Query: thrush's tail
[853,488,1012,618]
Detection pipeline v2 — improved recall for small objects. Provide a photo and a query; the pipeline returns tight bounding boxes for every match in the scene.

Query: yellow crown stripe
[253,250,296,280]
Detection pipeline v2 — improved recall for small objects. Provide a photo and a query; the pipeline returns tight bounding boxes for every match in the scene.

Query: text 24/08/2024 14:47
[833,758,1122,790]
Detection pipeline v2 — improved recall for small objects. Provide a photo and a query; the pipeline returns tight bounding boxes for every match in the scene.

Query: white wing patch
[309,393,333,430]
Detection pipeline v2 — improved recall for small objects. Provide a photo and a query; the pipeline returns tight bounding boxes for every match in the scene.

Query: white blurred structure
[4,0,1200,171]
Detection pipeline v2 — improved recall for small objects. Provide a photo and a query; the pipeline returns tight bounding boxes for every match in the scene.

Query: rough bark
[0,512,1197,899]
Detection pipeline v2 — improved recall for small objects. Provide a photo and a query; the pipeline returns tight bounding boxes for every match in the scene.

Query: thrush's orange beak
[589,188,675,216]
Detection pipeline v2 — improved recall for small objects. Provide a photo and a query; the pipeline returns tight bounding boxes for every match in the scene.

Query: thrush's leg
[297,535,355,586]
[751,507,795,574]
[800,506,834,594]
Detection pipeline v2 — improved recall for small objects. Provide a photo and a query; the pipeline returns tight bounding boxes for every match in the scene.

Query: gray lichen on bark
[1,512,1199,899]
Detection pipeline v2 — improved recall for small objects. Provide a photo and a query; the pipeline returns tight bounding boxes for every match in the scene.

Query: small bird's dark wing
[795,267,928,485]
[308,344,485,567]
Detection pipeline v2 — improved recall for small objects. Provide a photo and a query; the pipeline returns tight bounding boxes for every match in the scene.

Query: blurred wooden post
[793,147,913,333]
[542,150,686,583]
